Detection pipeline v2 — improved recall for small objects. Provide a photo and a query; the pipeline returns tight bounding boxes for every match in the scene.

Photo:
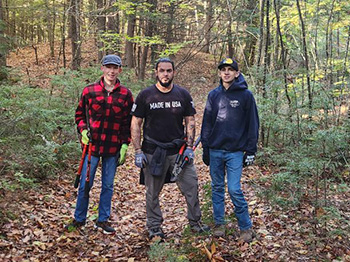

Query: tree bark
[203,0,213,53]
[262,0,270,97]
[70,0,81,70]
[260,0,270,147]
[0,0,7,80]
[256,0,265,67]
[106,0,119,55]
[296,0,312,113]
[61,0,67,68]
[124,12,136,68]
[273,0,291,109]
[244,0,258,66]
[97,0,106,61]
[165,1,175,46]
[46,0,56,57]
[139,0,157,80]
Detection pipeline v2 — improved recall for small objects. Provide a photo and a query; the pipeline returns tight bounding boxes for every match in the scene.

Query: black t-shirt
[132,84,196,153]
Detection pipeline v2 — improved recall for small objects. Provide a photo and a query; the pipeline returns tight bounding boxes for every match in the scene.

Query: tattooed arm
[184,115,195,148]
[131,116,143,153]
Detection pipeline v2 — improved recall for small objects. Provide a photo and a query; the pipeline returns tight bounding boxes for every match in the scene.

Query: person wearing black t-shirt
[131,58,210,240]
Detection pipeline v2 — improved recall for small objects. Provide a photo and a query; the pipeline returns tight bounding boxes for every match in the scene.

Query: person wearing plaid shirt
[66,55,134,235]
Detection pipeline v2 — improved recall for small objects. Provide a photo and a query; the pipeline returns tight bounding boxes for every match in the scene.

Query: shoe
[94,221,116,235]
[240,228,254,243]
[213,224,225,237]
[148,227,165,240]
[190,221,210,233]
[64,219,86,231]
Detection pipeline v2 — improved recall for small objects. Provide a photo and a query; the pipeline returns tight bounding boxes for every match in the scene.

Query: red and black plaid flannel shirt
[75,77,134,157]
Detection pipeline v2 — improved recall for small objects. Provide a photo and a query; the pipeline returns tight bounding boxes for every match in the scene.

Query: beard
[157,76,173,87]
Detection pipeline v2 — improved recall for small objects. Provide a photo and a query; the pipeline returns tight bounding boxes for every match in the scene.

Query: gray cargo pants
[144,153,202,230]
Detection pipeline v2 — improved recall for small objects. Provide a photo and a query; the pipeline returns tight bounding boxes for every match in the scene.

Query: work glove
[135,151,148,168]
[81,129,89,145]
[202,147,210,166]
[243,153,255,167]
[118,144,128,165]
[183,147,194,164]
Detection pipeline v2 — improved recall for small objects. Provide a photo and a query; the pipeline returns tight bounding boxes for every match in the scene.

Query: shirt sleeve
[119,89,134,145]
[75,87,89,133]
[131,90,145,118]
[183,89,196,116]
[200,93,213,148]
[245,92,259,154]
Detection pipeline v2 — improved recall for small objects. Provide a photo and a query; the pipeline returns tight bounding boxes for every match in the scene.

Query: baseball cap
[218,58,238,71]
[101,55,122,66]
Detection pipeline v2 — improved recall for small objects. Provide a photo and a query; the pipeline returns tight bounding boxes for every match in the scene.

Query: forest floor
[1,41,350,262]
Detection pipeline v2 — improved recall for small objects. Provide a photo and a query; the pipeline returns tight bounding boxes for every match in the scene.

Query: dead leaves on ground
[2,45,350,261]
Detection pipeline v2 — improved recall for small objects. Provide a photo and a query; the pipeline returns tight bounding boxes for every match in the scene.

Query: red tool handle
[174,143,186,164]
[179,143,186,154]
[74,144,88,188]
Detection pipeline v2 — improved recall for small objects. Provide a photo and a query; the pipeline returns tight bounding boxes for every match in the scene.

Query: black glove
[202,147,210,166]
[243,153,255,167]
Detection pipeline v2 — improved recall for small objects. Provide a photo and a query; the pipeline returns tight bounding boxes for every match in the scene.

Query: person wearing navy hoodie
[200,58,259,242]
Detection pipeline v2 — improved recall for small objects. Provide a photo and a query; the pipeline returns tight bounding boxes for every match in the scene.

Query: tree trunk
[124,12,136,68]
[296,0,312,114]
[262,0,270,94]
[70,0,81,70]
[273,0,291,110]
[0,0,7,80]
[139,0,157,80]
[244,0,258,66]
[46,0,56,57]
[97,0,106,61]
[106,0,119,55]
[260,0,270,147]
[203,0,212,53]
[166,1,175,46]
[324,0,336,92]
[61,0,67,68]
[106,0,118,32]
[227,22,233,57]
[226,0,238,58]
[256,0,265,67]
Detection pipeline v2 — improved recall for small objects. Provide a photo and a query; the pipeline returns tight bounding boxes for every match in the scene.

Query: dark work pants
[143,153,202,230]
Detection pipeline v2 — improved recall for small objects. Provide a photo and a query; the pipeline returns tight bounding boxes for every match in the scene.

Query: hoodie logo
[230,100,240,108]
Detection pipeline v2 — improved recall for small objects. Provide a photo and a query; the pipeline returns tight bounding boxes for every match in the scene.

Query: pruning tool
[74,143,88,188]
[84,133,93,198]
[171,136,201,182]
[74,103,93,198]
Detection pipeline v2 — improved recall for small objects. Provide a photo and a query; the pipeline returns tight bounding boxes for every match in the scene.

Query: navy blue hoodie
[201,73,259,154]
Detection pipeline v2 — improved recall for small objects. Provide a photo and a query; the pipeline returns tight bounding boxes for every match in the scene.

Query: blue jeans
[209,149,252,230]
[74,155,118,222]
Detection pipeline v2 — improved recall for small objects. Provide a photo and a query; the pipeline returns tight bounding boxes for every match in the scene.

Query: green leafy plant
[148,240,190,262]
